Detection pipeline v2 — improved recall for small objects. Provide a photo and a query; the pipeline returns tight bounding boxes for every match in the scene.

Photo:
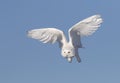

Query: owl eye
[68,51,70,53]
[64,52,66,53]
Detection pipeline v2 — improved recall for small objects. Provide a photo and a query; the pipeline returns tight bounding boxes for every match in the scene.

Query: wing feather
[28,28,67,48]
[69,15,103,48]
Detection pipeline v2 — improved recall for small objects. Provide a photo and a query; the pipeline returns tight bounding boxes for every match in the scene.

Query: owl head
[61,46,75,62]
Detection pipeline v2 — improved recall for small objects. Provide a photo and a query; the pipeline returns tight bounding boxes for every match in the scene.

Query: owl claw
[67,57,72,63]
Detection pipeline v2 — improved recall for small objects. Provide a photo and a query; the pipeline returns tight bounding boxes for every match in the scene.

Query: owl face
[61,47,75,58]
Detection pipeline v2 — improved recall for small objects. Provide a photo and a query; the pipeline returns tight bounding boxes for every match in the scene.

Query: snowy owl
[27,15,103,63]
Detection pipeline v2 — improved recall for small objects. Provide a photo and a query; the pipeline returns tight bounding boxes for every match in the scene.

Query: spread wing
[69,15,103,48]
[27,28,67,48]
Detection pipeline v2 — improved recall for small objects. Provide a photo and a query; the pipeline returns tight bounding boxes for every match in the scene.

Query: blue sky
[0,0,120,83]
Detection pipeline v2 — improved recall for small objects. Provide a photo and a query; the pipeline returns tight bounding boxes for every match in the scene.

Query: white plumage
[28,15,103,63]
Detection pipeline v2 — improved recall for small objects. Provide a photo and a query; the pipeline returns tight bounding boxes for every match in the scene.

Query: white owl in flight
[27,15,103,63]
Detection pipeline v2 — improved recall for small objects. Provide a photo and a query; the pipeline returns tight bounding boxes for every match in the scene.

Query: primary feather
[69,15,103,48]
[28,28,67,48]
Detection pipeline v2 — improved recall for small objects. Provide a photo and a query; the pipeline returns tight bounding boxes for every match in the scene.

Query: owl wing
[69,15,103,48]
[27,28,67,48]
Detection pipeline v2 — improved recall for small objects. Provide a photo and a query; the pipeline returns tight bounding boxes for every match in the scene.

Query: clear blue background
[0,0,120,83]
